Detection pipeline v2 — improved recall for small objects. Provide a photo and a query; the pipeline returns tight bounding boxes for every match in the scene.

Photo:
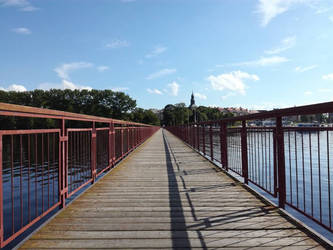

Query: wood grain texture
[20,129,324,249]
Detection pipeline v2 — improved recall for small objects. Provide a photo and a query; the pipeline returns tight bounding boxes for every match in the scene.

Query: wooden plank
[20,238,322,249]
[19,129,326,249]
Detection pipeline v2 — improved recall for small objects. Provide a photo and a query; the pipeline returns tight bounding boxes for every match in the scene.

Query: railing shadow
[162,130,191,249]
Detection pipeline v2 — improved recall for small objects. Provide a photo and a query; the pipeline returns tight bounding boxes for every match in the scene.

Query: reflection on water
[196,128,333,230]
[2,133,59,240]
[96,129,109,174]
[67,131,92,194]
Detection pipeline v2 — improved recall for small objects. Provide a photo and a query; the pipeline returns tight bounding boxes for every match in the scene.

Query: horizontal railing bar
[187,101,333,125]
[0,102,153,126]
[67,128,92,132]
[0,129,60,135]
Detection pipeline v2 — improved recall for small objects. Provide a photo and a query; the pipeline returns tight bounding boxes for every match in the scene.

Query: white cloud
[62,79,91,90]
[38,80,92,91]
[304,90,312,95]
[145,46,167,58]
[257,0,310,26]
[329,16,333,22]
[194,93,207,100]
[315,6,333,14]
[146,68,176,80]
[111,87,129,92]
[97,66,109,72]
[8,84,27,91]
[208,71,259,95]
[0,0,38,11]
[105,39,130,49]
[168,81,179,96]
[318,88,332,93]
[54,62,93,80]
[233,56,289,67]
[295,65,318,72]
[12,27,31,35]
[0,84,27,92]
[147,88,163,95]
[323,74,333,80]
[221,92,236,100]
[265,36,296,54]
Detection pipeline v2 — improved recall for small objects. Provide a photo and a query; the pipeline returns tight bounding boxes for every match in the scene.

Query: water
[197,128,333,233]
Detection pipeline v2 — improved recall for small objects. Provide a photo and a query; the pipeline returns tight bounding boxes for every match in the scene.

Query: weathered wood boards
[20,129,325,249]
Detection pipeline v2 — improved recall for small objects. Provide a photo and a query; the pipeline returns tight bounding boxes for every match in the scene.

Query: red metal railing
[0,102,159,248]
[167,101,333,234]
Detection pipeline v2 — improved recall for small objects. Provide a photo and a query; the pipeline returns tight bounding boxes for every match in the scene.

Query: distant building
[189,92,197,122]
[218,107,259,117]
[189,92,196,109]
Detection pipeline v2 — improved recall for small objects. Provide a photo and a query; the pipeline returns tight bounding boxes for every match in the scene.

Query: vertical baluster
[210,124,213,160]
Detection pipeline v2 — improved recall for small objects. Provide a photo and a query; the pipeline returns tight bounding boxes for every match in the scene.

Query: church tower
[189,91,195,109]
[189,91,197,123]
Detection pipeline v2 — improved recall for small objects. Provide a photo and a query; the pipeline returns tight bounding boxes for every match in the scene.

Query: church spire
[190,91,195,108]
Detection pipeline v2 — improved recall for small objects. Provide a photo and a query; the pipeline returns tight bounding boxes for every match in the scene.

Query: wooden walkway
[20,129,325,249]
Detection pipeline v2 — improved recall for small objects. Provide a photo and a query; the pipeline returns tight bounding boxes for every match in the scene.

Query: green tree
[162,104,176,126]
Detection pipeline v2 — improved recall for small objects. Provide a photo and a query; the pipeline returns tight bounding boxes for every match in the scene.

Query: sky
[1,0,333,110]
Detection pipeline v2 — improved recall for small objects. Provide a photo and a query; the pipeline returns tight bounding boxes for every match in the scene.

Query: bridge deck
[20,129,324,249]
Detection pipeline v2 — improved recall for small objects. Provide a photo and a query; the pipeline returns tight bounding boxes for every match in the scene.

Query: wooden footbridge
[1,102,333,249]
[18,130,328,249]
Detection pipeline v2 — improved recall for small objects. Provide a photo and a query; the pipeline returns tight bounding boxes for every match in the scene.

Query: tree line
[0,89,160,129]
[162,103,233,126]
[0,89,234,129]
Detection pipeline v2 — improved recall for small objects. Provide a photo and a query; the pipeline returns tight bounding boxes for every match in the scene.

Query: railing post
[241,120,248,184]
[186,124,189,144]
[193,124,195,148]
[91,121,97,183]
[127,127,130,153]
[188,124,191,145]
[188,125,191,145]
[121,127,124,157]
[197,123,200,151]
[60,119,68,208]
[210,123,213,160]
[0,134,3,248]
[193,124,195,147]
[131,127,134,150]
[276,116,286,208]
[273,128,278,197]
[109,122,115,167]
[220,121,228,171]
[203,124,206,155]
[191,125,193,145]
[191,124,194,147]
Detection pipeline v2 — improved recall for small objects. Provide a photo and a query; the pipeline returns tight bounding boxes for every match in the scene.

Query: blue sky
[1,0,333,110]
